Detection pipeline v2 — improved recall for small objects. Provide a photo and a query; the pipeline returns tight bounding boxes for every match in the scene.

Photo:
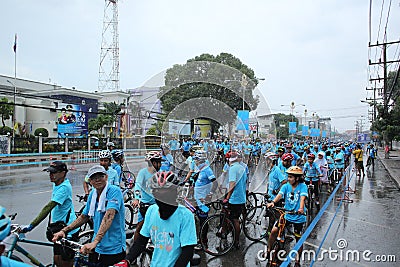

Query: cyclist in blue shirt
[266,166,308,267]
[131,151,163,243]
[224,154,247,249]
[303,153,323,206]
[266,152,286,202]
[160,144,174,172]
[1,206,32,267]
[116,172,197,267]
[111,149,124,182]
[54,165,126,266]
[168,136,180,158]
[21,161,78,267]
[181,138,192,158]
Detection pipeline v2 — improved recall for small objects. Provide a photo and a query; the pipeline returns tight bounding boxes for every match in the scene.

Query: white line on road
[32,190,52,195]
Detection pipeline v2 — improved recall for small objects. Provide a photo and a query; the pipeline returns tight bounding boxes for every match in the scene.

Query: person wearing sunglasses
[265,166,308,267]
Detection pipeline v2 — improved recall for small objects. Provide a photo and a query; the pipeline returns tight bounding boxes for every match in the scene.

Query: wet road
[1,158,399,266]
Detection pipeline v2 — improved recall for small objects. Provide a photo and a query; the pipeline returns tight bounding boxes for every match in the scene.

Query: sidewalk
[377,148,400,189]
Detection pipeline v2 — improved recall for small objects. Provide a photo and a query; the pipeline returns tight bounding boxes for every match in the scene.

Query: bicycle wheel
[137,250,152,267]
[78,230,94,245]
[122,170,136,185]
[243,206,272,242]
[200,214,235,256]
[124,203,136,230]
[267,241,283,267]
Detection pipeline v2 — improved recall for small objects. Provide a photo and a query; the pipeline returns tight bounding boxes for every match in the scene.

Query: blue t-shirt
[267,165,286,200]
[182,141,191,151]
[303,161,322,181]
[277,162,289,180]
[107,167,120,186]
[334,152,345,169]
[194,164,215,187]
[160,154,174,171]
[278,183,308,223]
[83,185,126,254]
[111,163,122,181]
[168,140,180,151]
[134,168,156,204]
[51,179,78,236]
[228,162,247,204]
[0,256,32,267]
[140,205,197,267]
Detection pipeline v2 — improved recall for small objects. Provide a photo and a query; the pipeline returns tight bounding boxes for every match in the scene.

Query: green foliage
[146,127,158,135]
[273,113,299,140]
[159,53,260,131]
[371,71,400,143]
[0,126,13,135]
[88,102,121,135]
[0,97,14,127]
[34,128,49,137]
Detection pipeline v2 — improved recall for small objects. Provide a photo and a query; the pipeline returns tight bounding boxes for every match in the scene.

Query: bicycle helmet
[0,206,11,241]
[308,153,316,159]
[98,150,112,159]
[193,151,207,161]
[150,171,179,189]
[277,147,285,153]
[281,153,294,161]
[286,166,303,175]
[112,149,124,160]
[106,141,115,147]
[145,151,163,161]
[265,152,278,160]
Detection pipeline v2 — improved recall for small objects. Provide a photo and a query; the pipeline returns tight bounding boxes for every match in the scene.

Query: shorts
[54,231,79,261]
[356,161,364,170]
[228,203,245,220]
[273,221,305,236]
[89,250,126,267]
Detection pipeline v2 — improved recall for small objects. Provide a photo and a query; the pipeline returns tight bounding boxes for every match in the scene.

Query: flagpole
[13,34,17,140]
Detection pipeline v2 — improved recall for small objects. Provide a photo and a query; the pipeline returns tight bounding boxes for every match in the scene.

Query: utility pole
[369,40,400,116]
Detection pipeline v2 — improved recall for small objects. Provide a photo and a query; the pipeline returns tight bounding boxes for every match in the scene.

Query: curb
[377,154,400,190]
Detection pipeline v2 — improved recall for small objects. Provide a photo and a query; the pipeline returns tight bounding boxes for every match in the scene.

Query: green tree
[159,53,261,132]
[0,97,13,127]
[371,70,400,143]
[273,113,299,140]
[88,102,121,135]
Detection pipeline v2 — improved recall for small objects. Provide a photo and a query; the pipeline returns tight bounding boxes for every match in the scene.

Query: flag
[13,34,17,53]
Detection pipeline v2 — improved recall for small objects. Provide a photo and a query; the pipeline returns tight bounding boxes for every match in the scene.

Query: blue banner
[58,103,88,137]
[237,110,249,130]
[288,122,297,134]
[322,131,327,138]
[310,128,320,137]
[302,125,309,136]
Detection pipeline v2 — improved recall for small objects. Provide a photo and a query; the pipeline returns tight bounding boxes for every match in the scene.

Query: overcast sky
[1,1,399,132]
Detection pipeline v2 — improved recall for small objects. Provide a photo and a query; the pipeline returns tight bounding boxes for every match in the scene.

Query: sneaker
[113,260,129,267]
[194,244,203,251]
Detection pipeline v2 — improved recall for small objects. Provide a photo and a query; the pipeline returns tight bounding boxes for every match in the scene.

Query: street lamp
[280,101,305,122]
[224,76,265,111]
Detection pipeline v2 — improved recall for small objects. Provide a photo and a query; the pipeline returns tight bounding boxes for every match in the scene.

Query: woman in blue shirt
[266,166,308,267]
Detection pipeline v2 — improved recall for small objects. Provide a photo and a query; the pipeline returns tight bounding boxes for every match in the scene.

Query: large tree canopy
[158,53,261,133]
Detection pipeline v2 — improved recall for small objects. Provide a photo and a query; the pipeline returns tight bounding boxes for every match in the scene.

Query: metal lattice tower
[98,0,120,92]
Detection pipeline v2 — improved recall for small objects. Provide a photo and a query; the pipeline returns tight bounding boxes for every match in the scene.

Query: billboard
[168,119,191,136]
[194,119,212,138]
[57,103,88,137]
[288,122,297,134]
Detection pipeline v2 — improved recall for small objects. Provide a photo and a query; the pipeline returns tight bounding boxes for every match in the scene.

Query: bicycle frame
[4,228,54,267]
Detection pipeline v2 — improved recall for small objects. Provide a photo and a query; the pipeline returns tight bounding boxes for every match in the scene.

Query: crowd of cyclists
[0,137,379,267]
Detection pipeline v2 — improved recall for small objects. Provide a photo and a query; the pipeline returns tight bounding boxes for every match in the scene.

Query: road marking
[33,190,52,195]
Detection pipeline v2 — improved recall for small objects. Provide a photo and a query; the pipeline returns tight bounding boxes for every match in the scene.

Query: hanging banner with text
[237,110,249,130]
[310,128,321,137]
[302,125,309,136]
[288,122,297,134]
[321,130,327,138]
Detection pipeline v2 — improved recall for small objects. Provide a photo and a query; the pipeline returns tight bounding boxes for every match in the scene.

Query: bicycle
[2,220,55,266]
[199,200,236,256]
[75,194,94,231]
[266,207,304,267]
[58,238,97,267]
[243,194,276,242]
